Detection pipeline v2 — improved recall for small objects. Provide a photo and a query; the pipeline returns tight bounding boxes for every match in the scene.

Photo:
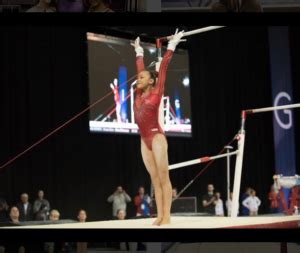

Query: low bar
[169,150,238,171]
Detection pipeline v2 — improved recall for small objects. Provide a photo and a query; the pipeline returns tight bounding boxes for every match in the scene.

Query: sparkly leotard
[112,86,121,123]
[134,50,173,151]
[113,88,120,104]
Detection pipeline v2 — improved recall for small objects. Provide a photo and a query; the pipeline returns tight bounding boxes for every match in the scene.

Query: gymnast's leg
[141,139,164,225]
[152,133,172,225]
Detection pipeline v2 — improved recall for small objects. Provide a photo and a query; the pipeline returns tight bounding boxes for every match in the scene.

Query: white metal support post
[225,145,233,216]
[231,111,246,218]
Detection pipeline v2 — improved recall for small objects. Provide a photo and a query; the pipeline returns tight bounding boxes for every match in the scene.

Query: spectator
[57,0,86,12]
[49,209,60,221]
[149,196,155,217]
[172,188,178,199]
[2,240,44,253]
[76,242,87,253]
[116,209,126,220]
[268,184,280,214]
[1,242,23,253]
[9,206,20,224]
[77,209,87,222]
[87,0,114,12]
[76,210,87,253]
[120,242,138,251]
[16,193,33,221]
[134,186,151,217]
[226,192,239,216]
[33,189,51,221]
[27,0,57,12]
[241,187,252,216]
[242,189,261,216]
[0,197,9,223]
[45,242,58,253]
[214,192,224,216]
[107,186,131,218]
[211,0,262,12]
[202,184,216,215]
[45,210,61,253]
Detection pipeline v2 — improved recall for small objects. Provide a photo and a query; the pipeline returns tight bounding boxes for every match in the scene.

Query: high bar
[245,103,300,114]
[159,26,225,41]
[169,150,238,171]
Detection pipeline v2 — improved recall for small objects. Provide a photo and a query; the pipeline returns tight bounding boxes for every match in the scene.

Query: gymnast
[110,78,122,123]
[131,29,184,225]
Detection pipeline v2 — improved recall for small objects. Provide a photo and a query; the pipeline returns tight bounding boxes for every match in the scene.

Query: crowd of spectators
[200,183,300,217]
[106,185,153,221]
[1,182,297,227]
[0,184,153,225]
[1,0,266,12]
[0,182,295,227]
[23,0,263,13]
[106,182,295,218]
[0,181,298,252]
[0,185,152,252]
[201,184,262,217]
[25,0,114,12]
[211,0,262,12]
[0,190,52,223]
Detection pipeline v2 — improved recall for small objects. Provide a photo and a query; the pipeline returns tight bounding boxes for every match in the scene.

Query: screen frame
[86,27,193,138]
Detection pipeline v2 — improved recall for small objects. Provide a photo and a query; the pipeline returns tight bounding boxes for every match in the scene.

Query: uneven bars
[245,103,300,114]
[169,150,238,171]
[159,26,225,41]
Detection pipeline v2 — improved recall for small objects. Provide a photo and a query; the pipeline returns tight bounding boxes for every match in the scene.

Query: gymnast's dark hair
[145,70,158,86]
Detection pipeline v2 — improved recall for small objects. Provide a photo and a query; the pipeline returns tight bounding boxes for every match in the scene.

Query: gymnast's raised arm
[131,37,145,74]
[131,37,144,95]
[154,29,185,96]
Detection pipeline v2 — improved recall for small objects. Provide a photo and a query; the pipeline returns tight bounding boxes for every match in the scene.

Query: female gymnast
[110,78,121,123]
[131,30,184,225]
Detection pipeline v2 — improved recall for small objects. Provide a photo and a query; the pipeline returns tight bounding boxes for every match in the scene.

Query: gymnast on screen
[131,29,184,225]
[110,78,121,123]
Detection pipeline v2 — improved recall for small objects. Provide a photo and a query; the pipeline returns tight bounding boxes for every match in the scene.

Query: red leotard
[113,88,120,104]
[134,50,173,151]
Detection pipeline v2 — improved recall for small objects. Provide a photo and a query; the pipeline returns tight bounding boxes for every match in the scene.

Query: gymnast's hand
[110,78,118,92]
[131,37,144,57]
[167,28,186,52]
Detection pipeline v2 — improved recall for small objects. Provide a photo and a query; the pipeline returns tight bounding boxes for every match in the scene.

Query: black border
[0,227,299,241]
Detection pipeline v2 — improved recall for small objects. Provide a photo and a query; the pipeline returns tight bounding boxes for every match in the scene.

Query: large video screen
[87,32,192,137]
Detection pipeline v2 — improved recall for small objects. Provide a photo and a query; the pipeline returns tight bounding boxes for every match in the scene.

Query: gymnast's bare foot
[159,217,171,225]
[152,217,163,226]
